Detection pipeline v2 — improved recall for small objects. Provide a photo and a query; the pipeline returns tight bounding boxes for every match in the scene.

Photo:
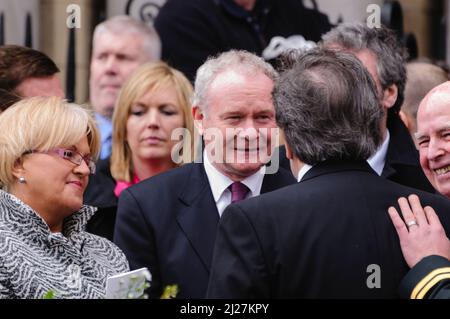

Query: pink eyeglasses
[26,148,96,174]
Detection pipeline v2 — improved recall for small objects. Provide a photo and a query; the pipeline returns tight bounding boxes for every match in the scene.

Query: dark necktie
[229,182,250,203]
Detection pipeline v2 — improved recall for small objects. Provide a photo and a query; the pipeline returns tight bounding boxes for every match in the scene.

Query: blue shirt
[95,113,113,160]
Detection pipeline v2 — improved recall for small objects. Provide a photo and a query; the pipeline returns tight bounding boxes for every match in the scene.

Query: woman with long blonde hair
[84,62,194,240]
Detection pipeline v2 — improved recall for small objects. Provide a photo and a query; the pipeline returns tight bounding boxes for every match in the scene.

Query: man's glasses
[25,148,96,174]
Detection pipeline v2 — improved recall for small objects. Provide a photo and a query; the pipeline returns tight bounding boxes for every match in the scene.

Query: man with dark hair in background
[0,45,64,112]
[321,23,434,193]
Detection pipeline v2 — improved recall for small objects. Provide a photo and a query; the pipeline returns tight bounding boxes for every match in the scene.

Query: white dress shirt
[203,151,266,217]
[296,130,390,182]
[296,163,313,182]
[367,130,390,176]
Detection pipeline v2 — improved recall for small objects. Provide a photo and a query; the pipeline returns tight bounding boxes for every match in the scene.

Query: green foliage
[160,284,179,299]
[42,290,56,299]
[125,274,151,299]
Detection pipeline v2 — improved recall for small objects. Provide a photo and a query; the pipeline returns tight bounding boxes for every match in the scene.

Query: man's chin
[226,162,263,178]
[100,92,118,105]
[436,183,450,198]
[103,104,116,119]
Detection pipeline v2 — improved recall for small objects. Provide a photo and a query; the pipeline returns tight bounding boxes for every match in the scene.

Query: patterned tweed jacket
[0,190,129,299]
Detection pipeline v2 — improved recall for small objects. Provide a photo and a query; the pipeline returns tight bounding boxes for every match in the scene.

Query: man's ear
[284,142,294,160]
[192,106,205,135]
[382,84,398,109]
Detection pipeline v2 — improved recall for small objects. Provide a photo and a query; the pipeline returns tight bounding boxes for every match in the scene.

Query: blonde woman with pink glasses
[0,96,128,299]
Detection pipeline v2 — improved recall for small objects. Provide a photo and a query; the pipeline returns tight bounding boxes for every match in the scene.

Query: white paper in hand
[105,267,152,299]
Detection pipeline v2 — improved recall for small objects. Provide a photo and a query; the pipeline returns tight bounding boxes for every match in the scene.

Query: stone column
[40,0,99,104]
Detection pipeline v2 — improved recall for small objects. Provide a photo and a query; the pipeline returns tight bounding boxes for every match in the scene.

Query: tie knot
[229,182,250,203]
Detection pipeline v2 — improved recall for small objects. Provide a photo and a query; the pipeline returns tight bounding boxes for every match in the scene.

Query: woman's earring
[18,177,26,184]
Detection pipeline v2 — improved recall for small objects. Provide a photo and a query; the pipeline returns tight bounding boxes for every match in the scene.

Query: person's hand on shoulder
[388,194,450,267]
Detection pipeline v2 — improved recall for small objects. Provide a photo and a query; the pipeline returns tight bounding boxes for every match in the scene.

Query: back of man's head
[321,23,407,115]
[0,45,60,111]
[274,48,384,165]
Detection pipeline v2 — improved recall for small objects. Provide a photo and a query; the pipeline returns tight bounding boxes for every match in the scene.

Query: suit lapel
[175,165,295,272]
[176,164,219,272]
[383,115,420,178]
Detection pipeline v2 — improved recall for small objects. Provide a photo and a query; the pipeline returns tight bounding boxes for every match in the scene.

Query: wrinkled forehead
[207,69,273,99]
[93,30,144,51]
[416,90,450,136]
[210,69,247,89]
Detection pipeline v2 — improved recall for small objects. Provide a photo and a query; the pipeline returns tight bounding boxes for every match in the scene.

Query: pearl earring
[18,177,26,184]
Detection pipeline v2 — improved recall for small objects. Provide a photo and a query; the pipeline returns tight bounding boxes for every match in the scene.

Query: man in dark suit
[113,50,295,298]
[319,23,434,193]
[206,48,450,298]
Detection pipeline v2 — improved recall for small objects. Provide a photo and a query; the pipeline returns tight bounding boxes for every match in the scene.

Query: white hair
[193,50,278,112]
[93,15,161,60]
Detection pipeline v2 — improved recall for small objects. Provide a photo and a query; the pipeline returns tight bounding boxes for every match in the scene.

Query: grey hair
[93,15,161,60]
[274,48,384,165]
[193,50,278,111]
[321,22,407,114]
